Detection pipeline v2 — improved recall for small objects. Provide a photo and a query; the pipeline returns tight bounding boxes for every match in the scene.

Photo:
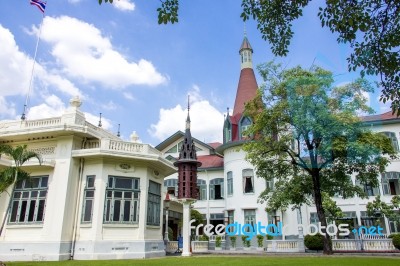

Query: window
[240,117,252,139]
[104,176,140,224]
[209,178,224,200]
[355,179,380,196]
[227,210,234,224]
[244,209,256,229]
[224,120,232,143]
[197,179,207,200]
[266,179,274,191]
[381,132,399,152]
[388,212,400,234]
[227,171,233,196]
[9,176,48,224]
[382,172,400,195]
[82,175,95,223]
[147,181,161,226]
[242,169,254,194]
[164,178,178,196]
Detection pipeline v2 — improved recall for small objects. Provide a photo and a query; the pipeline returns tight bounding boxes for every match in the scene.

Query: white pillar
[182,201,191,256]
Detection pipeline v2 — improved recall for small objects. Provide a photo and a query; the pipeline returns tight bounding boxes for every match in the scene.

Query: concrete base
[0,240,166,261]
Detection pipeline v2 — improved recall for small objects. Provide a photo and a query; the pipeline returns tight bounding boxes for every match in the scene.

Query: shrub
[257,235,264,247]
[266,234,274,240]
[199,235,209,241]
[230,236,237,248]
[393,234,400,250]
[216,236,222,247]
[241,235,251,248]
[304,233,325,251]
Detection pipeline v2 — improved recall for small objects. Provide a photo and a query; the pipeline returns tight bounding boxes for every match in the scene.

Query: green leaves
[244,63,396,248]
[157,0,179,24]
[0,144,42,194]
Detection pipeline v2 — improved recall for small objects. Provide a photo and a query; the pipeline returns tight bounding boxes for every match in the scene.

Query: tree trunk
[312,171,333,255]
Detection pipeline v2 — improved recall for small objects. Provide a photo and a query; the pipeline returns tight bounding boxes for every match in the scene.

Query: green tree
[366,195,400,224]
[0,144,42,234]
[243,62,396,254]
[99,0,400,116]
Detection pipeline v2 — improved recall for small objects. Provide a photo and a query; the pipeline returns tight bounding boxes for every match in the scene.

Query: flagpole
[21,11,45,121]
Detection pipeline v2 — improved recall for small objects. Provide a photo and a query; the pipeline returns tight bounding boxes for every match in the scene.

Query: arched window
[240,117,252,139]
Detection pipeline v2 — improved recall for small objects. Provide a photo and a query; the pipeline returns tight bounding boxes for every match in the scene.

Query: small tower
[174,97,202,199]
[239,32,253,70]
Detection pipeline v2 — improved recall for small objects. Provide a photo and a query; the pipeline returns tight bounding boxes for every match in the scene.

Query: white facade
[0,97,176,261]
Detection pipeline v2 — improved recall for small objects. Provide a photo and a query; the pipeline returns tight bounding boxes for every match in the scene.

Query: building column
[181,201,191,256]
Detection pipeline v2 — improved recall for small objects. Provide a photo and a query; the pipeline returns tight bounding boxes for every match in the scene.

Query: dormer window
[224,120,232,143]
[240,116,252,139]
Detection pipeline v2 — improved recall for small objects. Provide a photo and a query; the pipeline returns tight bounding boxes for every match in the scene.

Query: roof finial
[244,22,247,37]
[186,95,191,130]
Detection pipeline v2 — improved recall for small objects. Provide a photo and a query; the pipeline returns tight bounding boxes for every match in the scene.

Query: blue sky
[0,0,390,145]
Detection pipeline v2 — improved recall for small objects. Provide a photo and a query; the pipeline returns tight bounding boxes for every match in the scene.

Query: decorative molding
[152,169,160,178]
[30,146,56,155]
[115,163,135,173]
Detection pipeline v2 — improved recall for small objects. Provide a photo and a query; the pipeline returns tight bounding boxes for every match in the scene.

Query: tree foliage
[243,62,396,254]
[0,144,42,236]
[0,144,42,194]
[366,195,400,222]
[99,0,400,115]
[242,0,400,116]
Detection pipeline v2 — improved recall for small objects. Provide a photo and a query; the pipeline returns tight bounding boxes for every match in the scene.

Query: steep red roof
[207,142,222,149]
[232,68,258,118]
[198,155,224,169]
[361,111,400,122]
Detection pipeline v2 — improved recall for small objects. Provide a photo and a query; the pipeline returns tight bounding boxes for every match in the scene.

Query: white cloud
[0,96,16,118]
[149,86,224,143]
[40,16,166,88]
[0,24,82,102]
[84,112,112,130]
[123,92,135,100]
[114,0,135,11]
[101,100,117,110]
[0,25,32,97]
[26,94,66,119]
[68,0,81,3]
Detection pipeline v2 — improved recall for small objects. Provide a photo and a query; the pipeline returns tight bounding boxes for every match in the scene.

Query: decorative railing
[79,139,161,156]
[265,240,299,252]
[191,241,209,252]
[166,241,178,253]
[332,239,359,251]
[363,239,396,251]
[25,117,62,128]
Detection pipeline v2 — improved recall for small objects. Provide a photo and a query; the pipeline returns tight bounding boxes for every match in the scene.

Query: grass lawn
[5,255,400,266]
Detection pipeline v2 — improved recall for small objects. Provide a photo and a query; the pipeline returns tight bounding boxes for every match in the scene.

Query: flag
[30,0,46,13]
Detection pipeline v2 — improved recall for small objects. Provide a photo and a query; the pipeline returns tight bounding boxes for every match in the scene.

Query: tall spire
[233,34,258,118]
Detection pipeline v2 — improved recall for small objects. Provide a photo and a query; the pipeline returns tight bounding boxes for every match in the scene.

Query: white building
[0,96,176,261]
[0,35,399,261]
[158,35,400,242]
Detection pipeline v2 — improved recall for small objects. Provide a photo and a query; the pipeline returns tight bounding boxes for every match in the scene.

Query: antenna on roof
[98,113,102,127]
